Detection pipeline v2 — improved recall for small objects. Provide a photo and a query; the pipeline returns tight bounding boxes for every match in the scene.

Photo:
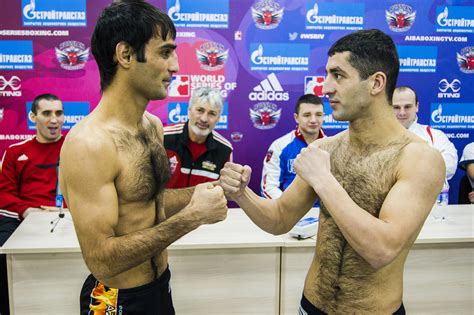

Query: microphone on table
[51,158,65,233]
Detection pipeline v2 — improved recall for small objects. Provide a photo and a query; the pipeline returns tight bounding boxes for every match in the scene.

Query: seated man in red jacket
[164,87,233,188]
[0,93,65,315]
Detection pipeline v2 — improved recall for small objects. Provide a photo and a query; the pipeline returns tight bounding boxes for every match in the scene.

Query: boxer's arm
[220,163,317,235]
[163,187,194,218]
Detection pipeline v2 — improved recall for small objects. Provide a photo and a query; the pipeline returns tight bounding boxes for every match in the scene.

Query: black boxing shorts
[298,294,406,315]
[80,267,174,315]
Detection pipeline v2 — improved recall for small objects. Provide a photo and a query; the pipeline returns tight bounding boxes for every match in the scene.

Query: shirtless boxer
[59,2,227,314]
[220,29,444,314]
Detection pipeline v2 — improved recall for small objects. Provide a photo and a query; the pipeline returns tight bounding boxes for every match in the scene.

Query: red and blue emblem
[196,41,228,71]
[250,102,281,130]
[55,40,89,71]
[385,4,416,32]
[457,47,474,74]
[251,0,284,30]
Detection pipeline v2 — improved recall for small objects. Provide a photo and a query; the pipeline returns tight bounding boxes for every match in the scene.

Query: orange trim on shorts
[89,281,119,315]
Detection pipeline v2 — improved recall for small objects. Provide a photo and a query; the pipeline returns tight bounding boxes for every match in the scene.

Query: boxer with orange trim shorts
[60,2,228,314]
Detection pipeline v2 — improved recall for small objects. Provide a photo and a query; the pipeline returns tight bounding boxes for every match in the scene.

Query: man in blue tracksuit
[261,94,325,199]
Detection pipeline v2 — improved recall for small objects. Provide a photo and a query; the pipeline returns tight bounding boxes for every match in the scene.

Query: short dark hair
[91,0,176,92]
[295,94,323,114]
[394,86,419,104]
[328,29,399,105]
[31,94,61,115]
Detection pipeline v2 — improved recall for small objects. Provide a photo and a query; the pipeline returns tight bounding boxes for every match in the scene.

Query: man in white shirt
[392,86,458,180]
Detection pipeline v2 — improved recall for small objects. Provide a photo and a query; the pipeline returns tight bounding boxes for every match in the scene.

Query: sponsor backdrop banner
[0,0,472,202]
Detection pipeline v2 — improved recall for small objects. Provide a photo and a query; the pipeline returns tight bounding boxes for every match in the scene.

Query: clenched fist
[188,182,228,225]
[219,162,252,200]
[294,142,331,188]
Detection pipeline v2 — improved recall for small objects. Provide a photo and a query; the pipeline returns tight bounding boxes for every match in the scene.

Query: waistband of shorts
[87,265,171,294]
[301,294,326,314]
[301,294,405,315]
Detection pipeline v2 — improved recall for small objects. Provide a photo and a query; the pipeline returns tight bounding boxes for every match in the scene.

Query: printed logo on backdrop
[249,102,281,130]
[188,74,237,98]
[22,0,86,27]
[196,41,228,71]
[430,103,474,129]
[167,0,229,29]
[230,131,243,142]
[250,43,309,71]
[305,2,364,31]
[26,101,89,130]
[397,45,437,73]
[385,4,416,32]
[456,47,474,74]
[304,76,325,97]
[436,6,474,33]
[322,102,349,130]
[167,102,229,129]
[234,31,242,40]
[168,75,190,97]
[249,73,289,101]
[176,31,196,38]
[0,40,33,70]
[55,41,89,71]
[251,0,284,30]
[438,79,461,99]
[0,76,22,97]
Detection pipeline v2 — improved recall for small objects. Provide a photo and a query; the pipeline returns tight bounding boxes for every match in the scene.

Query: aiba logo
[196,41,228,71]
[55,40,89,70]
[0,75,22,97]
[231,131,243,142]
[456,47,474,74]
[385,4,416,32]
[168,75,190,97]
[251,0,284,30]
[304,76,325,97]
[438,79,461,99]
[249,73,289,101]
[249,102,281,130]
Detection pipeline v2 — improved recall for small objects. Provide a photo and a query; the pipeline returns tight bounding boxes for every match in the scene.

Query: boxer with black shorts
[60,2,228,314]
[220,29,444,314]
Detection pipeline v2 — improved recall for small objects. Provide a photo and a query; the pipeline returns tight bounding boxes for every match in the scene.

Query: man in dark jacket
[164,87,233,188]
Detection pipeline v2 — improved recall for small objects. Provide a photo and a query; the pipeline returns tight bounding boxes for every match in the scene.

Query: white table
[1,209,282,315]
[2,205,473,315]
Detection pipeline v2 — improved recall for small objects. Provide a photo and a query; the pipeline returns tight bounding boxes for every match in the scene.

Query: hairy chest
[112,127,170,204]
